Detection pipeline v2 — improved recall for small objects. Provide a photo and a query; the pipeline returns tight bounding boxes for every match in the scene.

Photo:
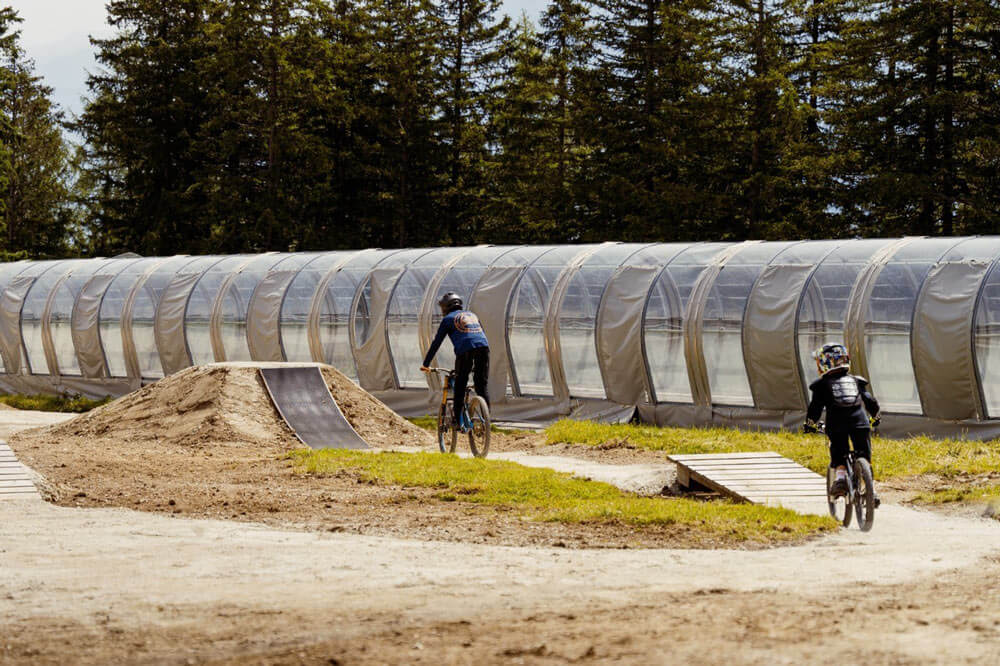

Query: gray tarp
[912,260,991,420]
[154,271,203,375]
[247,270,298,362]
[469,265,523,409]
[0,275,34,374]
[352,267,403,391]
[596,264,660,405]
[72,273,117,378]
[743,264,813,411]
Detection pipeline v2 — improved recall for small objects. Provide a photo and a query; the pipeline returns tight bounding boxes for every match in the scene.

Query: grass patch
[546,420,1000,481]
[408,416,438,431]
[0,393,112,413]
[290,449,835,542]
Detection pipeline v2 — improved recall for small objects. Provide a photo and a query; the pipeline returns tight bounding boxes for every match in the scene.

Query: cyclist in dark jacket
[804,343,881,497]
[420,292,490,426]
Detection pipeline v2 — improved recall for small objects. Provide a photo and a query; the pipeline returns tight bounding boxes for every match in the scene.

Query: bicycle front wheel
[465,396,491,458]
[437,402,457,454]
[853,458,875,532]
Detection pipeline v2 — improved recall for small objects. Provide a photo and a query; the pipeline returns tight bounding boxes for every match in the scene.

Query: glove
[803,420,819,434]
[870,414,881,429]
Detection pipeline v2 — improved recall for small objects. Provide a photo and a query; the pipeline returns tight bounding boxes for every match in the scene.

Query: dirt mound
[39,363,434,451]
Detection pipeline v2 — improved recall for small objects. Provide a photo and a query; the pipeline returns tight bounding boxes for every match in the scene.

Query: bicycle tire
[853,457,875,532]
[437,403,456,454]
[827,467,852,528]
[466,396,491,458]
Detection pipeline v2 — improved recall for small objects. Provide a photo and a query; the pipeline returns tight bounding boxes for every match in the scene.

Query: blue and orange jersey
[423,309,489,366]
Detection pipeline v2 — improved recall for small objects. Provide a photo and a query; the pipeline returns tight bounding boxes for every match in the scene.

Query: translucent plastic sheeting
[701,242,799,406]
[387,247,468,388]
[151,256,224,377]
[185,256,255,366]
[796,239,892,391]
[644,243,732,404]
[0,261,64,373]
[508,246,593,397]
[216,253,297,362]
[865,238,966,414]
[21,260,90,375]
[278,252,357,363]
[0,261,29,372]
[975,264,1000,417]
[47,259,118,376]
[559,243,650,398]
[428,246,521,373]
[100,256,193,378]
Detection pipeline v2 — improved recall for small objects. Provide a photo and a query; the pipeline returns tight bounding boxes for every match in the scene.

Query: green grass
[290,449,835,542]
[407,416,438,431]
[0,393,112,413]
[545,420,1000,481]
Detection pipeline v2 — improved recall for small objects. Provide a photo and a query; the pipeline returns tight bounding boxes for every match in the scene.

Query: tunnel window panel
[508,246,591,396]
[185,256,253,366]
[795,240,891,388]
[134,256,220,379]
[20,260,85,375]
[975,265,1000,416]
[48,259,117,376]
[0,261,30,372]
[387,248,468,388]
[349,251,428,363]
[218,253,298,362]
[559,244,647,398]
[865,238,966,414]
[278,253,359,363]
[643,243,732,403]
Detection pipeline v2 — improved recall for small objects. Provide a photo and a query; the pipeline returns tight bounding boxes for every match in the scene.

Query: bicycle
[424,367,491,458]
[817,421,877,532]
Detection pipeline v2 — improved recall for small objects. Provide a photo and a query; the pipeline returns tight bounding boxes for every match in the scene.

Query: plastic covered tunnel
[4,238,1000,438]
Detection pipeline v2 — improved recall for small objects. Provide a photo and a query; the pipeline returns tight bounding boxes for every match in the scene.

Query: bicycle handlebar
[422,367,453,376]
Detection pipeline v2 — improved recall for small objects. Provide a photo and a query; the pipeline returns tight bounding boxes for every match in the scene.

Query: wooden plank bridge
[0,441,40,500]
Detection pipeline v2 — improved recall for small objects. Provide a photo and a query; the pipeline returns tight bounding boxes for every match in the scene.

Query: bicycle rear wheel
[853,458,875,532]
[827,467,852,528]
[465,396,491,458]
[437,402,457,453]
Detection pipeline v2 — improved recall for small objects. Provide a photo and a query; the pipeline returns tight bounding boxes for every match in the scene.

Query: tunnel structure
[3,238,1000,438]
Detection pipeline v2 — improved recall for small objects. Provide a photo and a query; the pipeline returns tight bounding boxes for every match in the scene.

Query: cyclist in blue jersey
[420,292,490,426]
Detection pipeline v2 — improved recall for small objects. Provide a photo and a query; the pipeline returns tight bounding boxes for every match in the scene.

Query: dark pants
[454,347,490,423]
[828,428,872,468]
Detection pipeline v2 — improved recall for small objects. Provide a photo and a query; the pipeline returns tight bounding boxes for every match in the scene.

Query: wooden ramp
[0,441,40,500]
[668,452,827,516]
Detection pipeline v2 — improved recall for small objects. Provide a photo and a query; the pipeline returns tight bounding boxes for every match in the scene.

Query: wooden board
[0,442,39,499]
[669,452,827,515]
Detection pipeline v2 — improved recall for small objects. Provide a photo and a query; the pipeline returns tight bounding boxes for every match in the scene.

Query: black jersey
[806,368,880,433]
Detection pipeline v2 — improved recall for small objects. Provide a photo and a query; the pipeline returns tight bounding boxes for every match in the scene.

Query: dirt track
[4,410,1000,664]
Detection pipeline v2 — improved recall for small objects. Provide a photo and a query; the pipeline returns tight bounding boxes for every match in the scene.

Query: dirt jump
[2,363,1000,664]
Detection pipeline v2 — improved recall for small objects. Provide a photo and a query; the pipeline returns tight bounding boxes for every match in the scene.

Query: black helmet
[438,292,463,315]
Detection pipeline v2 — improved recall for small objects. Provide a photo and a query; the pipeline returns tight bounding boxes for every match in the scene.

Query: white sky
[11,0,548,121]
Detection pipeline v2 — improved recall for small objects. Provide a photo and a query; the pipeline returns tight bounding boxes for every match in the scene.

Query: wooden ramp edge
[668,452,827,516]
[0,441,41,500]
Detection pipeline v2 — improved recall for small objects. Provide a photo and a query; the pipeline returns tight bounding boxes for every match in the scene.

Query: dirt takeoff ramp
[0,441,40,500]
[669,452,827,516]
[260,366,369,450]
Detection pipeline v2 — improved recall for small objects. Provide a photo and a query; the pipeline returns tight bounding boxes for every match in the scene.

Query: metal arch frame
[739,240,837,411]
[416,246,489,394]
[242,251,335,362]
[22,261,86,376]
[682,242,760,408]
[594,243,692,405]
[501,246,577,398]
[786,240,866,407]
[206,252,281,362]
[969,252,1000,419]
[305,249,382,365]
[41,260,119,378]
[637,245,706,405]
[0,261,44,374]
[153,256,229,376]
[543,243,618,404]
[348,249,433,390]
[71,256,145,379]
[911,236,995,420]
[120,256,195,379]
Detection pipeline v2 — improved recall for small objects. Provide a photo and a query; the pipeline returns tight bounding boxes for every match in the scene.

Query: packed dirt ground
[4,364,1000,664]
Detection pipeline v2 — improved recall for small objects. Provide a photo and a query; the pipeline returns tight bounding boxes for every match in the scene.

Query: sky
[11,0,548,123]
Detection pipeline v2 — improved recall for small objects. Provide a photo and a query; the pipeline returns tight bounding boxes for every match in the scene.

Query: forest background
[0,0,998,260]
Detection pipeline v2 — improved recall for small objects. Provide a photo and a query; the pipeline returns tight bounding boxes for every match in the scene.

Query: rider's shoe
[830,478,849,497]
[873,492,881,509]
